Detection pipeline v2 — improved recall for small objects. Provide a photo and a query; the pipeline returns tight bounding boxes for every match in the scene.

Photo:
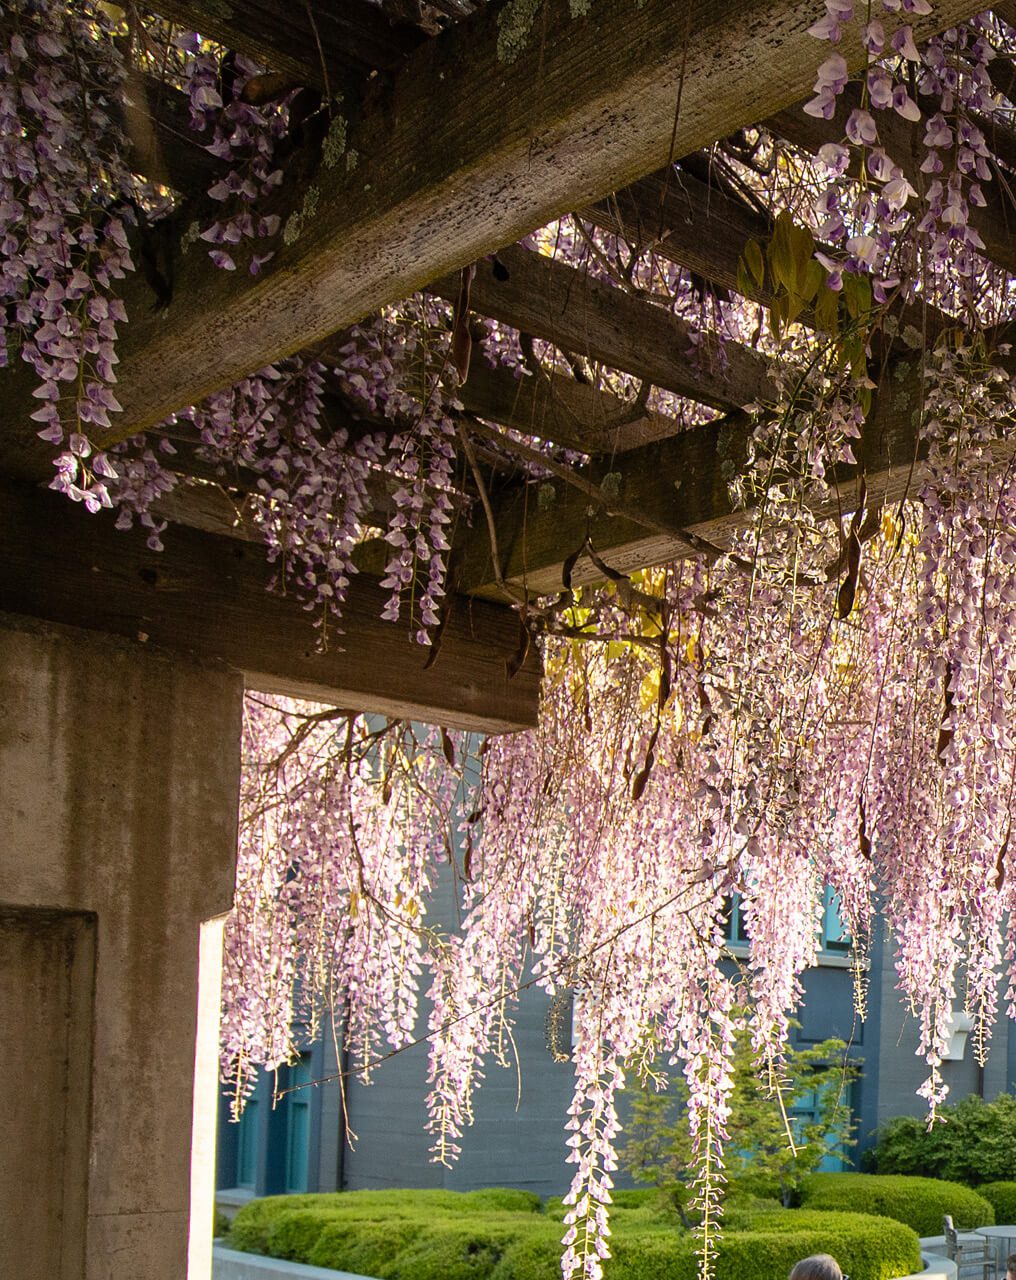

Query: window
[282,1055,311,1193]
[236,1097,259,1189]
[821,885,851,953]
[722,888,851,955]
[788,1080,855,1171]
[720,894,750,946]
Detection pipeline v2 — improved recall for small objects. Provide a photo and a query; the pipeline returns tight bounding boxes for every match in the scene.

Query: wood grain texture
[456,352,989,598]
[582,169,773,306]
[147,0,425,82]
[0,482,540,732]
[39,0,975,441]
[430,245,775,411]
[460,359,680,454]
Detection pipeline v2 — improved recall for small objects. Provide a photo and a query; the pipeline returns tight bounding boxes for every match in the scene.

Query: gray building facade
[215,892,1016,1202]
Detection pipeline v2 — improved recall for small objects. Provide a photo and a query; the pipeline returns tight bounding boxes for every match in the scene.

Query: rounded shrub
[265,1207,348,1261]
[386,1219,553,1280]
[308,1219,428,1275]
[227,1193,326,1254]
[979,1182,1016,1224]
[462,1188,542,1214]
[799,1172,994,1235]
[715,1211,920,1280]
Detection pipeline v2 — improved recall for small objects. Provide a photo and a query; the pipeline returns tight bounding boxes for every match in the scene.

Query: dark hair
[1006,1254,1016,1272]
[789,1256,844,1280]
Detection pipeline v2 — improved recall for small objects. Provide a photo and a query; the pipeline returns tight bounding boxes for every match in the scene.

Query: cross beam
[0,482,540,732]
[454,356,979,598]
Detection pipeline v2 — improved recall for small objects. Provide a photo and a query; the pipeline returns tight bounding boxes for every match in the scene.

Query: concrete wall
[0,613,243,1280]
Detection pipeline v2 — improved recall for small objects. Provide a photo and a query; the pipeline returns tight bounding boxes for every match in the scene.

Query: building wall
[216,827,1015,1203]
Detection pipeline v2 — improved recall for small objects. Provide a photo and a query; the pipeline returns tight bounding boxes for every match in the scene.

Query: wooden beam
[460,359,681,454]
[146,0,425,83]
[585,164,946,344]
[120,72,223,199]
[454,353,978,599]
[35,0,975,445]
[430,245,774,412]
[0,481,540,733]
[582,169,773,308]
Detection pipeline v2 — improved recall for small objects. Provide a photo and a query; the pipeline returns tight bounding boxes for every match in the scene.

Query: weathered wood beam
[430,245,774,412]
[585,163,947,344]
[582,169,773,309]
[453,354,973,599]
[0,480,540,732]
[145,0,425,83]
[460,359,682,454]
[46,0,976,445]
[120,71,222,198]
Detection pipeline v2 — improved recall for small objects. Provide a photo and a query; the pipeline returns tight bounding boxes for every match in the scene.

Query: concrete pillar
[0,614,243,1280]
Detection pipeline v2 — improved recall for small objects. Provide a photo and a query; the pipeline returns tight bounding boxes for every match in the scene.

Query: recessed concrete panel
[0,907,95,1280]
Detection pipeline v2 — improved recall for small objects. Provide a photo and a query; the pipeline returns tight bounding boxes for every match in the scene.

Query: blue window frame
[788,1080,854,1171]
[282,1055,311,1193]
[722,887,851,955]
[236,1097,259,1189]
[821,885,851,953]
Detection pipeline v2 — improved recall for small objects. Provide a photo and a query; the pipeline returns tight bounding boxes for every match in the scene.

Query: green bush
[494,1211,917,1280]
[212,1207,231,1239]
[265,1208,347,1260]
[979,1182,1016,1224]
[227,1193,327,1254]
[230,1186,923,1280]
[309,1219,425,1275]
[799,1172,994,1235]
[869,1095,1016,1186]
[461,1188,542,1214]
[388,1220,543,1280]
[715,1212,920,1280]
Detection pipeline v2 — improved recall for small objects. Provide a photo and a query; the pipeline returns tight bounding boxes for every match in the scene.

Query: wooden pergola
[5,0,1010,734]
[2,5,1014,1276]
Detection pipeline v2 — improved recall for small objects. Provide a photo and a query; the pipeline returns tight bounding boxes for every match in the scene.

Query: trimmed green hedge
[979,1182,1016,1224]
[799,1172,994,1235]
[489,1211,919,1280]
[229,1190,921,1280]
[229,1188,542,1256]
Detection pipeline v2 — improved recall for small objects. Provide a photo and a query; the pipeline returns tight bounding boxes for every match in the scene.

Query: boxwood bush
[799,1172,994,1235]
[490,1211,919,1280]
[979,1182,1016,1224]
[229,1189,922,1280]
[868,1096,1016,1186]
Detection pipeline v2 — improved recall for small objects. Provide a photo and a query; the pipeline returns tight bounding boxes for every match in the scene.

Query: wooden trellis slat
[454,351,1009,599]
[581,168,773,311]
[429,245,775,413]
[35,0,975,447]
[459,360,680,455]
[0,480,540,732]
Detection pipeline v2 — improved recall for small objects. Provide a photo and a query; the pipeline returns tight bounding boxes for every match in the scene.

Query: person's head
[1005,1252,1016,1280]
[789,1256,844,1280]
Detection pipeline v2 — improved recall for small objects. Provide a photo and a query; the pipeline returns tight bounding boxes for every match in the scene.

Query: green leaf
[744,238,765,289]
